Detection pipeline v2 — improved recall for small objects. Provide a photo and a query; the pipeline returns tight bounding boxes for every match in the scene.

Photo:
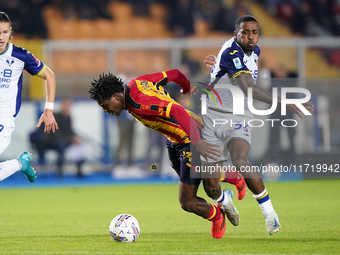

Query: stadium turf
[0,179,339,254]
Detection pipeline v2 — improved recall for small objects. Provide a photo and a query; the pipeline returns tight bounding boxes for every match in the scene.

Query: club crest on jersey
[233,57,242,69]
[6,59,14,67]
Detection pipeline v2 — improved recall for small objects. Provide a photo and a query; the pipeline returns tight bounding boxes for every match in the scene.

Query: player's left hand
[180,84,198,97]
[204,55,217,68]
[287,102,314,119]
[36,109,58,133]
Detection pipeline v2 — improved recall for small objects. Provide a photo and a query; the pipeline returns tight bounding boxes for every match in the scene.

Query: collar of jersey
[0,43,10,55]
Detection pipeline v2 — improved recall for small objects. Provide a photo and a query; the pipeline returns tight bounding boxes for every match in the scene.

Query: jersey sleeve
[134,72,166,84]
[24,52,45,76]
[164,69,191,93]
[11,45,46,76]
[169,103,201,145]
[136,69,191,93]
[127,84,201,144]
[219,49,250,78]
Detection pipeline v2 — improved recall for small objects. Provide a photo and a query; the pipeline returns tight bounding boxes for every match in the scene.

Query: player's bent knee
[203,185,220,199]
[232,158,248,169]
[179,199,196,213]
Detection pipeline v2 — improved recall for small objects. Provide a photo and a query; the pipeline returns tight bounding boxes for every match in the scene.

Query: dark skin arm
[235,72,314,119]
[237,72,273,104]
[205,55,314,118]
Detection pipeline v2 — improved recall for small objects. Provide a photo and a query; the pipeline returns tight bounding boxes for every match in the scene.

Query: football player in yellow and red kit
[89,69,244,238]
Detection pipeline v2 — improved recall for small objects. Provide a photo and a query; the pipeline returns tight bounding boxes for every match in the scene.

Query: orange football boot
[211,205,226,239]
[235,173,247,200]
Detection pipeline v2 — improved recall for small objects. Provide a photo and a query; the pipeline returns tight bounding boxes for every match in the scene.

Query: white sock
[259,200,274,214]
[253,189,275,214]
[0,159,21,181]
[211,188,230,207]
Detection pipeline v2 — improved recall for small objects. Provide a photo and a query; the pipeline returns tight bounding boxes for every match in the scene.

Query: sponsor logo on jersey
[230,50,238,55]
[233,57,242,69]
[0,78,11,83]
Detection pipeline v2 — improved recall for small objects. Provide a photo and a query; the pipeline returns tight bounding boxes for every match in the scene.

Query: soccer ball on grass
[109,214,140,242]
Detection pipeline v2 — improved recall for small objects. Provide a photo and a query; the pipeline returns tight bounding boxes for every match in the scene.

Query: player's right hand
[204,55,217,68]
[36,109,58,133]
[180,84,198,97]
[287,102,314,119]
[194,140,222,162]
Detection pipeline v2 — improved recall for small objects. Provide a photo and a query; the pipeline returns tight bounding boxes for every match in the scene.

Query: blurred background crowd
[2,0,340,38]
[0,0,339,180]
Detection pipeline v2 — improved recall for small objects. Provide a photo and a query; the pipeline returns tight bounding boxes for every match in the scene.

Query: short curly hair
[88,72,124,101]
[235,15,259,31]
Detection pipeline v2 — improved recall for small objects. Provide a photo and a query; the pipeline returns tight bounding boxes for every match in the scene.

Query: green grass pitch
[0,179,339,254]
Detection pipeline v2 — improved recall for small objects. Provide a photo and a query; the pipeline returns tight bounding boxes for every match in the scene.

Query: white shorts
[0,120,15,155]
[201,111,252,164]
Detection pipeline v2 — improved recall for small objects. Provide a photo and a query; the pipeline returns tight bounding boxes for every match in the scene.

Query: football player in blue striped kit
[203,15,313,235]
[0,12,58,183]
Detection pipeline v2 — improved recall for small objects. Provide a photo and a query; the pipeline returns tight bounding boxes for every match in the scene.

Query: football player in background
[0,12,58,183]
[202,15,314,234]
[89,69,245,239]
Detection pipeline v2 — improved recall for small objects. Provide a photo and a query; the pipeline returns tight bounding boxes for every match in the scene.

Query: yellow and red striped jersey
[124,69,202,144]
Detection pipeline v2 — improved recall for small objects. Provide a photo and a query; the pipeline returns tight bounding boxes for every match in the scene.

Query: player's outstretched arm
[161,69,197,97]
[286,103,314,119]
[236,73,315,119]
[36,66,58,133]
[236,72,274,104]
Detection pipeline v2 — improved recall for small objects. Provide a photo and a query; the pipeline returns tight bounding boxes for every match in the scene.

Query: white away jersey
[0,43,45,119]
[208,37,260,118]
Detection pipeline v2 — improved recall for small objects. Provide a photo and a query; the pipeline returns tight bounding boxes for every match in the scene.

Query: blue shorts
[166,140,201,186]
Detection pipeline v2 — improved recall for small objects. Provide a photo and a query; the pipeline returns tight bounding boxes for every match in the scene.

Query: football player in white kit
[202,15,313,235]
[0,12,58,183]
